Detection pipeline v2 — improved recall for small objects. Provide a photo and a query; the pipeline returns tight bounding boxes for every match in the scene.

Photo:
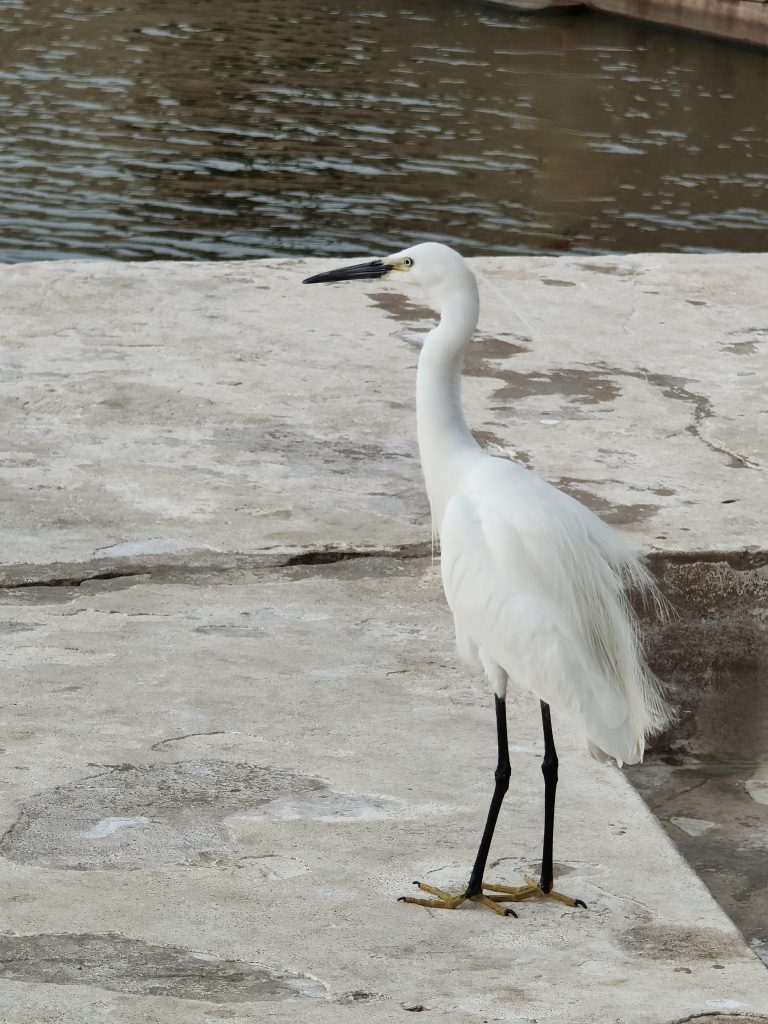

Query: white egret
[304,243,672,916]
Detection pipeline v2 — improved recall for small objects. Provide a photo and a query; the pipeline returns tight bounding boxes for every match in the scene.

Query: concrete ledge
[0,257,766,1020]
[1,254,765,562]
[591,0,768,49]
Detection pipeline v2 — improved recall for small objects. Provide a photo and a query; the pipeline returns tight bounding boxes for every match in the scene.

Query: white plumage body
[438,456,668,764]
[410,242,671,766]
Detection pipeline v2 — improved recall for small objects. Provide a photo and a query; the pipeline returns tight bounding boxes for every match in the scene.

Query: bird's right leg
[399,694,517,917]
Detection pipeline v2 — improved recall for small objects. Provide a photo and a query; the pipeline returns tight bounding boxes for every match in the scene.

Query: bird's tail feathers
[579,546,676,765]
[521,522,675,764]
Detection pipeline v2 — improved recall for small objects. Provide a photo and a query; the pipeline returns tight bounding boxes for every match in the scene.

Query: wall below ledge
[486,0,768,48]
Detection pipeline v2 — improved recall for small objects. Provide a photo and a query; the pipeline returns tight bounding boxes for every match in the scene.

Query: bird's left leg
[399,694,517,916]
[483,700,586,910]
[539,699,558,893]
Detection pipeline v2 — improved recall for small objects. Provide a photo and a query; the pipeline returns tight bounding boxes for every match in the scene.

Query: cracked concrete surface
[1,254,765,562]
[1,559,767,1022]
[0,256,766,1022]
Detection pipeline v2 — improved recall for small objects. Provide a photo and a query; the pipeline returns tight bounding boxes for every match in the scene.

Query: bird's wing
[439,485,659,763]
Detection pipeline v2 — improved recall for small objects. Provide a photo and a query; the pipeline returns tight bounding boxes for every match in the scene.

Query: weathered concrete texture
[0,760,325,870]
[0,932,324,1003]
[644,554,768,762]
[0,257,767,1021]
[628,552,768,969]
[0,254,765,565]
[0,560,766,1022]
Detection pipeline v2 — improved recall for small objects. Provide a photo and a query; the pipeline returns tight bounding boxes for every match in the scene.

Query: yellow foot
[483,874,587,909]
[398,881,519,917]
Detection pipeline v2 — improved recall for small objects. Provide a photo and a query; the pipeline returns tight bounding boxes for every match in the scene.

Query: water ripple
[0,0,766,260]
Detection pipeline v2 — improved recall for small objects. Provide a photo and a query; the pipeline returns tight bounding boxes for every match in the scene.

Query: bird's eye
[403,257,414,268]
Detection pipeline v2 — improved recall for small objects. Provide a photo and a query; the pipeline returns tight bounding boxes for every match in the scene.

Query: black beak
[303,259,390,285]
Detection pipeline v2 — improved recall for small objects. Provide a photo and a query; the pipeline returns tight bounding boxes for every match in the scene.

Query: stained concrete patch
[492,367,622,406]
[581,261,639,276]
[556,477,659,526]
[0,760,324,869]
[370,290,435,323]
[463,334,530,377]
[0,933,323,1002]
[622,924,745,962]
[239,789,403,824]
[213,425,417,473]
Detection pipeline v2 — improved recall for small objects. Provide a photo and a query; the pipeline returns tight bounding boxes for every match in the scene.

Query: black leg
[465,695,512,899]
[399,694,584,914]
[539,700,558,894]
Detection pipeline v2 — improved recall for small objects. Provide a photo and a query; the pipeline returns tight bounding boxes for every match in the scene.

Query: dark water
[629,757,768,969]
[1,0,767,261]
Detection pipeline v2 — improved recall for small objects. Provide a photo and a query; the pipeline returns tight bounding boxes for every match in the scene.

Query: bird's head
[303,242,474,309]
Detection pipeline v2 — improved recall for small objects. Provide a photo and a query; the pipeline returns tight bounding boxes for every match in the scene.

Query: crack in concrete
[637,368,761,471]
[587,881,650,912]
[668,1014,768,1024]
[612,363,761,471]
[284,543,431,566]
[0,547,765,594]
[614,282,760,469]
[0,544,434,590]
[0,569,148,590]
[151,731,226,751]
[654,775,714,810]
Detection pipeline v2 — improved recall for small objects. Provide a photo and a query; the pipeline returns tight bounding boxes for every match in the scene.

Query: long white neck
[416,279,481,533]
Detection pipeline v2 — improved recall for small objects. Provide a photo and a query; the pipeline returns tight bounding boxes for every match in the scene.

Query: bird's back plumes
[440,456,673,765]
